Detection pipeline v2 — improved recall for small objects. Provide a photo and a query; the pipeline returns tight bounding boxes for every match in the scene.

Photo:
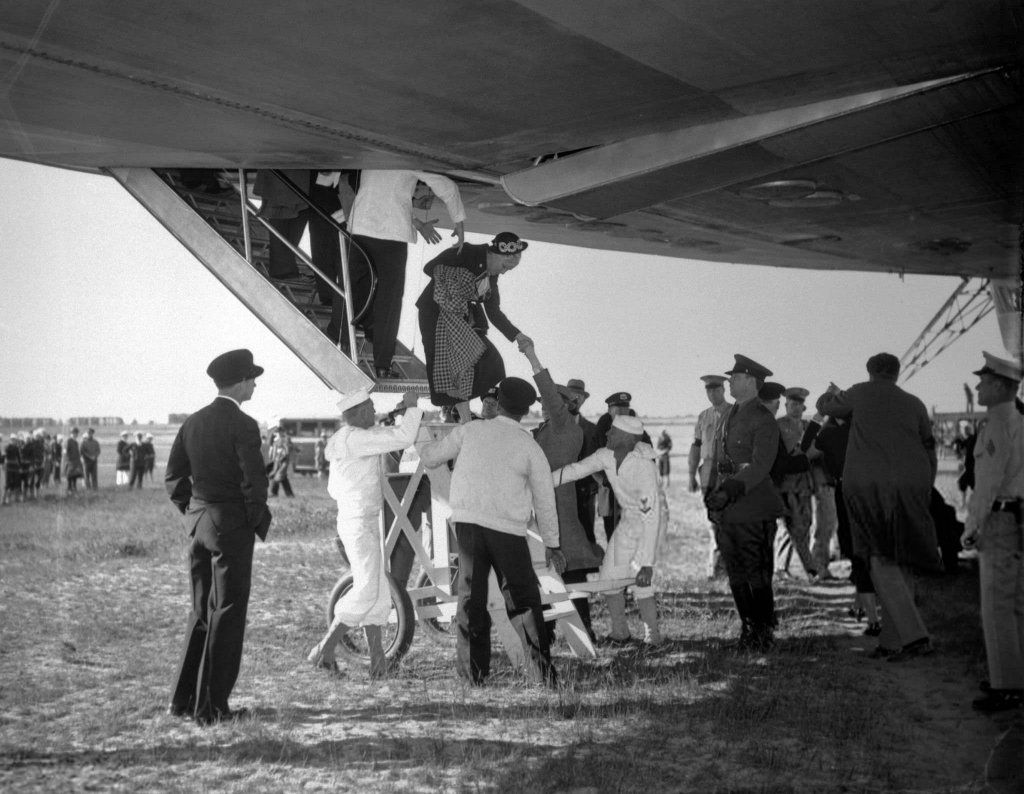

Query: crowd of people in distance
[1,428,156,503]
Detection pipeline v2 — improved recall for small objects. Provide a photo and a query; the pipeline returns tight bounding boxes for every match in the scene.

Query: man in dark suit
[165,349,272,724]
[705,355,785,652]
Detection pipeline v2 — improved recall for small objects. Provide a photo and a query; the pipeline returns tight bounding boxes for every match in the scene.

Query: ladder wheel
[325,572,415,663]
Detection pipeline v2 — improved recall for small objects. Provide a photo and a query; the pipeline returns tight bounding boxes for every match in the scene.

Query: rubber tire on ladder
[325,572,416,664]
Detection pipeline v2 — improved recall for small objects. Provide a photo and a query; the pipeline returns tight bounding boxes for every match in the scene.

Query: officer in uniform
[962,351,1024,712]
[166,349,272,724]
[705,355,785,651]
[688,375,731,579]
[775,386,818,578]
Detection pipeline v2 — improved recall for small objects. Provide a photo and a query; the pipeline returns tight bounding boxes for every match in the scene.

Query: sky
[0,158,1013,426]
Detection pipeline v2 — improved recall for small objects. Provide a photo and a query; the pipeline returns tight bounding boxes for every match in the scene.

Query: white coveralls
[326,408,422,627]
[554,443,667,598]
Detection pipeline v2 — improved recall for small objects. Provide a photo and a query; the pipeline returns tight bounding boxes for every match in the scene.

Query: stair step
[370,379,431,394]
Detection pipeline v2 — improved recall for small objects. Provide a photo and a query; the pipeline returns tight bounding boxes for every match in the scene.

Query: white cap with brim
[612,415,645,435]
[337,387,373,413]
[974,351,1023,382]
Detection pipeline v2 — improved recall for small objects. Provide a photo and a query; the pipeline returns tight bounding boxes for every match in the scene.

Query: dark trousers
[716,520,776,591]
[455,522,553,685]
[347,235,407,369]
[130,463,145,489]
[170,504,255,719]
[834,481,874,594]
[309,183,342,306]
[269,475,293,497]
[266,213,309,277]
[83,458,98,490]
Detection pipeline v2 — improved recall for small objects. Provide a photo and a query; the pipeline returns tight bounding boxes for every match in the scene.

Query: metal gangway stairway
[106,167,429,395]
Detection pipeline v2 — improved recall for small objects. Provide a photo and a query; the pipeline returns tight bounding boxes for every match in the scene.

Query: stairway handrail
[266,169,378,329]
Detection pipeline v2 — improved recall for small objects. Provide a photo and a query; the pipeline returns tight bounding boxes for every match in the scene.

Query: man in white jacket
[307,388,422,679]
[420,377,565,686]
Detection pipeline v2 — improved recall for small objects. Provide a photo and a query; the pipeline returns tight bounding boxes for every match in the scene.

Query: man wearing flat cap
[520,341,603,641]
[962,351,1024,712]
[705,355,785,651]
[689,375,731,579]
[165,349,271,724]
[309,388,422,679]
[420,376,565,685]
[774,386,818,579]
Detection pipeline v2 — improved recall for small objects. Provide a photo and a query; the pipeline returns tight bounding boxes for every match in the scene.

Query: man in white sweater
[420,377,565,685]
[308,388,422,679]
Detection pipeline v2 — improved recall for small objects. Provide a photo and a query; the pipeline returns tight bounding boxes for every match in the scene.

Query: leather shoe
[887,637,934,663]
[972,689,1023,713]
[167,703,192,719]
[196,706,251,725]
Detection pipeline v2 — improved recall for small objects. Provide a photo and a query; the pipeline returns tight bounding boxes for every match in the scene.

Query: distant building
[66,416,125,427]
[0,417,59,428]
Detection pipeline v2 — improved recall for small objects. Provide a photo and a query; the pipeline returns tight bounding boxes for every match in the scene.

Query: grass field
[0,456,1015,793]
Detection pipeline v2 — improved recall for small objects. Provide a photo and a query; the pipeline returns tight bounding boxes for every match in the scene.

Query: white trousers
[334,512,391,627]
[599,517,654,599]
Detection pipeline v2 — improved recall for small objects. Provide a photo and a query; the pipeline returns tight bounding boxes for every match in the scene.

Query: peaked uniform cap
[784,387,810,401]
[725,354,773,379]
[700,375,728,386]
[207,348,264,387]
[974,351,1023,381]
[758,382,786,400]
[605,391,632,406]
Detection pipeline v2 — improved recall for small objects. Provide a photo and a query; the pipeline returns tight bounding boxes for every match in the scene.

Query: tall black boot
[750,586,776,651]
[729,583,756,650]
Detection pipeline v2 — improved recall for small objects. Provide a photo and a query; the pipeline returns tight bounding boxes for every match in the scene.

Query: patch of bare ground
[0,465,1016,792]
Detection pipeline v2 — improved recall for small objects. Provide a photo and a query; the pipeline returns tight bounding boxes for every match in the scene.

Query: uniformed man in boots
[705,355,785,652]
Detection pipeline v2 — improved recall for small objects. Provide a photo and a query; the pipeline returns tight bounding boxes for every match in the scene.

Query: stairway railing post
[238,169,253,264]
[338,232,360,360]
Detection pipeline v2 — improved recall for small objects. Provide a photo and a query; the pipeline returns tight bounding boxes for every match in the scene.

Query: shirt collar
[494,415,531,433]
[216,394,241,408]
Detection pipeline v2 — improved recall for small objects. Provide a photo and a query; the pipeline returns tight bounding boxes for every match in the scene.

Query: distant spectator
[268,434,294,498]
[129,432,146,489]
[3,433,21,504]
[115,431,132,486]
[63,428,84,495]
[656,429,672,486]
[80,428,101,491]
[314,431,328,479]
[41,432,54,487]
[141,433,157,481]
